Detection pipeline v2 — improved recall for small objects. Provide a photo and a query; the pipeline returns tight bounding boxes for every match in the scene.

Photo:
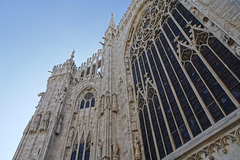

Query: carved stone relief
[39,111,51,132]
[66,127,74,148]
[29,114,41,133]
[55,115,63,135]
[112,94,118,113]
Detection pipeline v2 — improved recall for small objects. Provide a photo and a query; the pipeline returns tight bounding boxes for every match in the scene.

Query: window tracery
[70,133,91,160]
[77,92,95,111]
[130,0,240,159]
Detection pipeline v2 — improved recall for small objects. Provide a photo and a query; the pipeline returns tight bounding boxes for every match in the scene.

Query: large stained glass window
[130,0,240,159]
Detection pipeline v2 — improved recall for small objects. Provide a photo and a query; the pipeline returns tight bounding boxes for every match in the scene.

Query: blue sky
[0,0,131,159]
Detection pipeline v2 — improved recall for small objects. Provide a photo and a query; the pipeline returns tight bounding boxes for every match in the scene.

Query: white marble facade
[14,0,240,160]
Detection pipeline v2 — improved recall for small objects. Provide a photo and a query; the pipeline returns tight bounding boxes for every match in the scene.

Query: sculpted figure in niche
[98,139,103,159]
[128,85,134,102]
[125,56,130,71]
[55,115,63,135]
[134,136,141,160]
[106,95,110,109]
[99,96,104,114]
[67,127,74,148]
[78,120,83,131]
[40,111,51,131]
[112,141,119,160]
[112,94,118,113]
[30,114,41,133]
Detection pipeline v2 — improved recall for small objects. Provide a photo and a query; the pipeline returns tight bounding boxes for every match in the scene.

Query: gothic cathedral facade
[14,0,240,160]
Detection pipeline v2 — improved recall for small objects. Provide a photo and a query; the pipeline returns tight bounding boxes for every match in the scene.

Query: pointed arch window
[91,98,95,107]
[79,92,95,110]
[77,136,84,160]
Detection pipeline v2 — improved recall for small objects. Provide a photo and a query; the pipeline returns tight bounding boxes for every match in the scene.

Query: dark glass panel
[173,131,182,148]
[208,37,240,79]
[147,49,162,93]
[80,100,85,109]
[218,94,237,115]
[139,111,151,160]
[144,107,157,159]
[78,143,84,160]
[185,62,225,122]
[200,46,239,92]
[152,95,167,159]
[132,63,138,93]
[91,98,95,107]
[71,144,78,160]
[192,54,237,115]
[188,117,201,137]
[84,142,90,160]
[176,3,202,26]
[207,102,224,122]
[196,111,211,130]
[231,84,240,103]
[167,17,186,42]
[148,99,166,158]
[142,51,153,80]
[139,55,146,86]
[86,101,90,108]
[179,125,191,143]
[172,9,189,37]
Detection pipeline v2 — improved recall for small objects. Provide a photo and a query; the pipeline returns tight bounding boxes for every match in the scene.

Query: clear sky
[0,0,131,159]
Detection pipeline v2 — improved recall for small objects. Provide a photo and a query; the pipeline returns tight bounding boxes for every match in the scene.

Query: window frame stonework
[128,0,240,159]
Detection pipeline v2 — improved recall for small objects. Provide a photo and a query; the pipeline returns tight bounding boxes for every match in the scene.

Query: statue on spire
[71,50,75,59]
[109,13,116,29]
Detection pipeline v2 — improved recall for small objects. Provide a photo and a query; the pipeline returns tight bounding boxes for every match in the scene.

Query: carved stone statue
[99,96,104,115]
[112,141,119,160]
[30,114,41,133]
[134,136,141,160]
[128,85,134,102]
[125,56,130,71]
[112,94,118,113]
[132,122,138,132]
[106,95,110,109]
[40,112,51,131]
[98,139,103,159]
[55,115,63,135]
[66,127,74,148]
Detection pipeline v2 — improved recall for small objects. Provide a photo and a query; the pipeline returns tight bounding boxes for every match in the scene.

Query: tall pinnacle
[109,13,116,29]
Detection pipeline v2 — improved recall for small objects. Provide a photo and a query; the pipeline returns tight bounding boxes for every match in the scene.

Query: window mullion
[137,56,146,91]
[143,47,176,150]
[145,98,161,160]
[204,44,240,107]
[152,40,193,141]
[141,107,153,160]
[189,60,227,117]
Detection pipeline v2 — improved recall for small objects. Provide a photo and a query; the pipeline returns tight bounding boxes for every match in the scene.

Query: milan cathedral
[14,0,240,159]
